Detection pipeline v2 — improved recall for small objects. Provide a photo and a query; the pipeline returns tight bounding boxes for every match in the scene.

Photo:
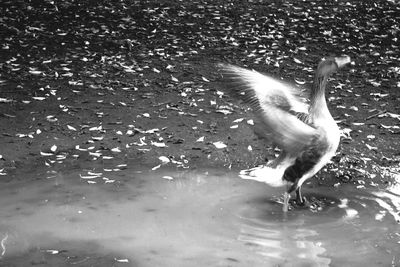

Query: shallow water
[0,167,399,266]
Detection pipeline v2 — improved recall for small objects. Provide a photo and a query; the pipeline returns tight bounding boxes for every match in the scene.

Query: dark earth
[1,0,400,266]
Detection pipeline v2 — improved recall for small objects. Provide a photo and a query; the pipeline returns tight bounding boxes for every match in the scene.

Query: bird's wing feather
[220,64,309,114]
[220,64,317,154]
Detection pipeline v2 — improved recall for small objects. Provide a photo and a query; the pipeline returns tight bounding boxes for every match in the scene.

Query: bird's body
[221,56,351,211]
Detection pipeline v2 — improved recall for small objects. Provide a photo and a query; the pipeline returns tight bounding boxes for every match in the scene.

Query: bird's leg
[295,187,303,204]
[287,183,308,207]
[295,187,308,206]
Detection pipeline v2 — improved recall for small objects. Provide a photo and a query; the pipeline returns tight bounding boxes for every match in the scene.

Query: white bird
[220,56,351,212]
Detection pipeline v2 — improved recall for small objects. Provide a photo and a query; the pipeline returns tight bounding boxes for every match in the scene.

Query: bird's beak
[335,55,351,68]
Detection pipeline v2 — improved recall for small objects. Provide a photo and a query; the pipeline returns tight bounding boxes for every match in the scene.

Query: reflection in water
[0,168,399,266]
[238,219,331,266]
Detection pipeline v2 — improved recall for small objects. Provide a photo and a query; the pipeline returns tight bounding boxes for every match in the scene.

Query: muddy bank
[1,0,399,191]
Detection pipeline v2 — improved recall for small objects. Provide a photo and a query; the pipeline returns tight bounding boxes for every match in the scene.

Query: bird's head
[316,55,351,77]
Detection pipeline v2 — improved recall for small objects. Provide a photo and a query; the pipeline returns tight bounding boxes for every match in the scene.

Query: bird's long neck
[309,75,330,120]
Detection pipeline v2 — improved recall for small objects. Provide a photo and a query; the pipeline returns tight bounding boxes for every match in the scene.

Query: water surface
[0,167,399,266]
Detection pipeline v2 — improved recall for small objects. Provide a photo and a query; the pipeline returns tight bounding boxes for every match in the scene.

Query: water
[0,167,399,266]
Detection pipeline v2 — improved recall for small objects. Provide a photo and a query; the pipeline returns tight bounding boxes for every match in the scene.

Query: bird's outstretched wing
[220,64,318,154]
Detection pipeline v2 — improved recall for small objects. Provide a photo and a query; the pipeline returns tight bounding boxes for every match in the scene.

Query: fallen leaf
[381,124,400,129]
[152,164,161,171]
[151,141,167,147]
[32,97,46,101]
[386,112,400,120]
[79,174,100,179]
[294,78,306,85]
[111,147,121,152]
[0,98,13,103]
[159,156,170,163]
[89,126,102,131]
[196,136,205,142]
[365,144,377,150]
[213,141,227,149]
[293,58,302,64]
[89,152,102,157]
[29,70,43,75]
[115,259,129,263]
[67,125,77,131]
[46,115,58,122]
[233,118,244,123]
[50,145,57,152]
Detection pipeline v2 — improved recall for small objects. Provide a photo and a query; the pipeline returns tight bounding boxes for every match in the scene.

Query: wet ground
[0,167,399,266]
[1,0,400,266]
